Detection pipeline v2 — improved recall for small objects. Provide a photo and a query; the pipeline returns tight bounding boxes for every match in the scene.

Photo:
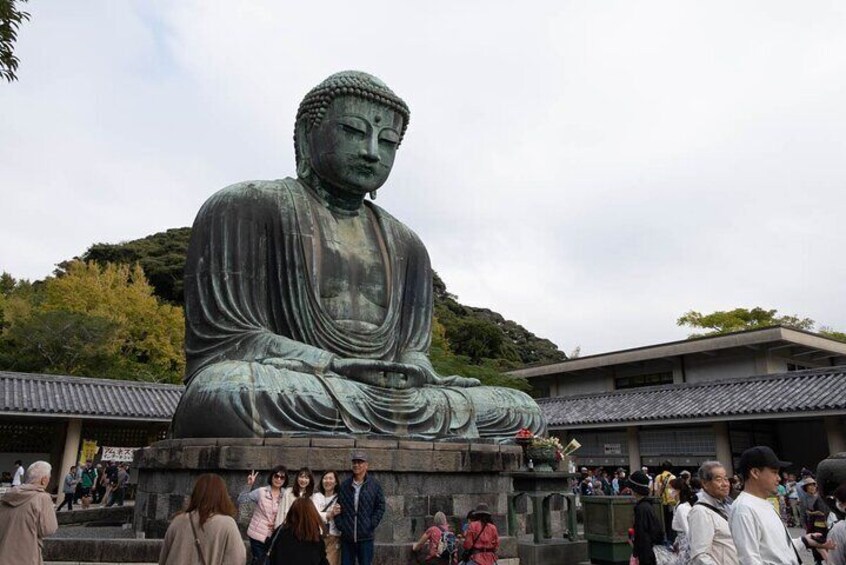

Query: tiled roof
[0,371,183,421]
[538,366,846,428]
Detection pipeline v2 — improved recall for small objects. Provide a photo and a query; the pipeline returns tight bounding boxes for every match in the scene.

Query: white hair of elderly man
[24,461,52,485]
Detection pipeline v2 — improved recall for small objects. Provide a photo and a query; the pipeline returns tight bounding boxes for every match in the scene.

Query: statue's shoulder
[196,178,302,216]
[367,202,428,256]
[206,178,299,204]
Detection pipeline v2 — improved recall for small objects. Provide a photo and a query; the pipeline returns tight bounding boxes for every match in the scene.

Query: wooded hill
[0,228,566,390]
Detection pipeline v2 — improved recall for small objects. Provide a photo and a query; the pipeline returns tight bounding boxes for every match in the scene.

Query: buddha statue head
[294,71,410,207]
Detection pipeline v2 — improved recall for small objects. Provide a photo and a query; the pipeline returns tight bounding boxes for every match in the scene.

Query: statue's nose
[360,135,381,163]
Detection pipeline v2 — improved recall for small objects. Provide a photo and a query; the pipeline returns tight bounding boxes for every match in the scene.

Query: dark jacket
[336,474,385,542]
[632,498,664,565]
[268,528,328,565]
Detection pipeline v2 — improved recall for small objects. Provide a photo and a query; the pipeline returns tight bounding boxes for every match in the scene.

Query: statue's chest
[311,210,389,328]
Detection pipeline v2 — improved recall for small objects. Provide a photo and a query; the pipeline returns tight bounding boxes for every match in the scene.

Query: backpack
[436,526,458,563]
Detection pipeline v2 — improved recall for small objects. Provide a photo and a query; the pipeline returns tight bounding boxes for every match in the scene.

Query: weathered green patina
[171,71,546,441]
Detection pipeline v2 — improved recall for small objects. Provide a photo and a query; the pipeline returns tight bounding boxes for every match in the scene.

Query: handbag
[652,544,677,565]
[187,512,209,565]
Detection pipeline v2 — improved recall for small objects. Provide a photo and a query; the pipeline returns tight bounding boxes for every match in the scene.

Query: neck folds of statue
[300,174,365,216]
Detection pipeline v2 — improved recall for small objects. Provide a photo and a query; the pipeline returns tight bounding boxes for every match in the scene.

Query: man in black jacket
[336,451,386,565]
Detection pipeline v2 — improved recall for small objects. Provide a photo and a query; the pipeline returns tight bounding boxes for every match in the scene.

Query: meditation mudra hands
[260,357,480,389]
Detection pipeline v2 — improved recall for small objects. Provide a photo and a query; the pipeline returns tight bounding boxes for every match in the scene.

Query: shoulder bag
[459,522,489,564]
[187,512,209,565]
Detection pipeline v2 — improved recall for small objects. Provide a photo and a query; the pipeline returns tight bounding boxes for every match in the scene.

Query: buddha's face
[307,95,404,196]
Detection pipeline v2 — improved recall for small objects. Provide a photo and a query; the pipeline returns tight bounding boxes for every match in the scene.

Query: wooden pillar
[627,426,640,473]
[47,421,67,493]
[58,418,82,486]
[714,421,733,476]
[824,416,846,456]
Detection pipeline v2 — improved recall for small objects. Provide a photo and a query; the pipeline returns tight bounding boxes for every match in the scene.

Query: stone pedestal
[133,437,522,565]
[509,471,584,565]
[582,496,662,565]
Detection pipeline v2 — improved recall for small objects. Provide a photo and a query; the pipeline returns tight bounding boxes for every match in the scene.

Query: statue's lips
[350,164,377,177]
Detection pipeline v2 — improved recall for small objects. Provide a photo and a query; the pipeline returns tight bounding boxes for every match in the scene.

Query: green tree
[677,307,846,342]
[446,317,511,364]
[0,310,118,375]
[0,0,29,82]
[73,227,192,305]
[0,271,36,332]
[429,317,530,392]
[819,327,846,343]
[0,261,185,382]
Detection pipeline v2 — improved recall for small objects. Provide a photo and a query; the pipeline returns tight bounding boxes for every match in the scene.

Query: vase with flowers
[514,430,564,472]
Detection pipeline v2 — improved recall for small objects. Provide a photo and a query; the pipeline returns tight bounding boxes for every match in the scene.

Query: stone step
[56,504,133,526]
[43,539,161,563]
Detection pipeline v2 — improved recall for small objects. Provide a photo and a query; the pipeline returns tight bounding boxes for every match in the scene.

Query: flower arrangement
[531,435,565,461]
[515,430,565,462]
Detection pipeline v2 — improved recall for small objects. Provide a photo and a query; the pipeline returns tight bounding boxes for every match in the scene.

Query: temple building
[0,371,180,493]
[514,326,846,473]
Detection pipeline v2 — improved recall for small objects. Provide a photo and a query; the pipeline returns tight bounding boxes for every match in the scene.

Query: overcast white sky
[2,1,845,356]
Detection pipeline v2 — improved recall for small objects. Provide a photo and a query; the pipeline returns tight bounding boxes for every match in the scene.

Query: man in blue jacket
[336,451,386,565]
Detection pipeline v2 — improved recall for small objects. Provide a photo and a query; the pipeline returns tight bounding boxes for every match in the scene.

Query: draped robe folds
[171,178,547,440]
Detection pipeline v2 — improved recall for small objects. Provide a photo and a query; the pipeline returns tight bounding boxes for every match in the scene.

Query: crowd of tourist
[612,446,845,565]
[0,449,502,565]
[49,459,131,511]
[3,444,844,565]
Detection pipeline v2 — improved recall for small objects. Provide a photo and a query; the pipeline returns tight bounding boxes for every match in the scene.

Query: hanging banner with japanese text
[100,446,137,463]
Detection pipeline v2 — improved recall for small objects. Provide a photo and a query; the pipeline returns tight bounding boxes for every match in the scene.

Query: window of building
[786,363,810,372]
[640,427,716,457]
[614,371,673,390]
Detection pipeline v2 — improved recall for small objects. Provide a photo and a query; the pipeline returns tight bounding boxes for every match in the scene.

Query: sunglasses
[273,473,285,480]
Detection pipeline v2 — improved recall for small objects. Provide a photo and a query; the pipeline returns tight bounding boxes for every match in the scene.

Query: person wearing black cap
[628,470,664,565]
[335,451,385,565]
[729,446,834,564]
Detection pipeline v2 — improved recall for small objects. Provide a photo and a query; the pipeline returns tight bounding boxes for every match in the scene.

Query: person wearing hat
[335,452,385,565]
[627,470,664,565]
[801,478,829,565]
[461,503,499,565]
[729,446,834,564]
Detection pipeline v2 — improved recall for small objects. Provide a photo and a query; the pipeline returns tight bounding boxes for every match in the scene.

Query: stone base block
[134,437,521,563]
[43,539,162,563]
[518,540,589,565]
[56,505,133,527]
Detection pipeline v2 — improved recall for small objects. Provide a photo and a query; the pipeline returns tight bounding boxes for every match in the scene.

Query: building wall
[683,353,759,384]
[553,372,611,396]
[563,429,629,467]
[540,346,846,399]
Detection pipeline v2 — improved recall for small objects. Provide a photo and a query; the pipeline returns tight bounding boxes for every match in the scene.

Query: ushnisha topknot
[294,71,411,167]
